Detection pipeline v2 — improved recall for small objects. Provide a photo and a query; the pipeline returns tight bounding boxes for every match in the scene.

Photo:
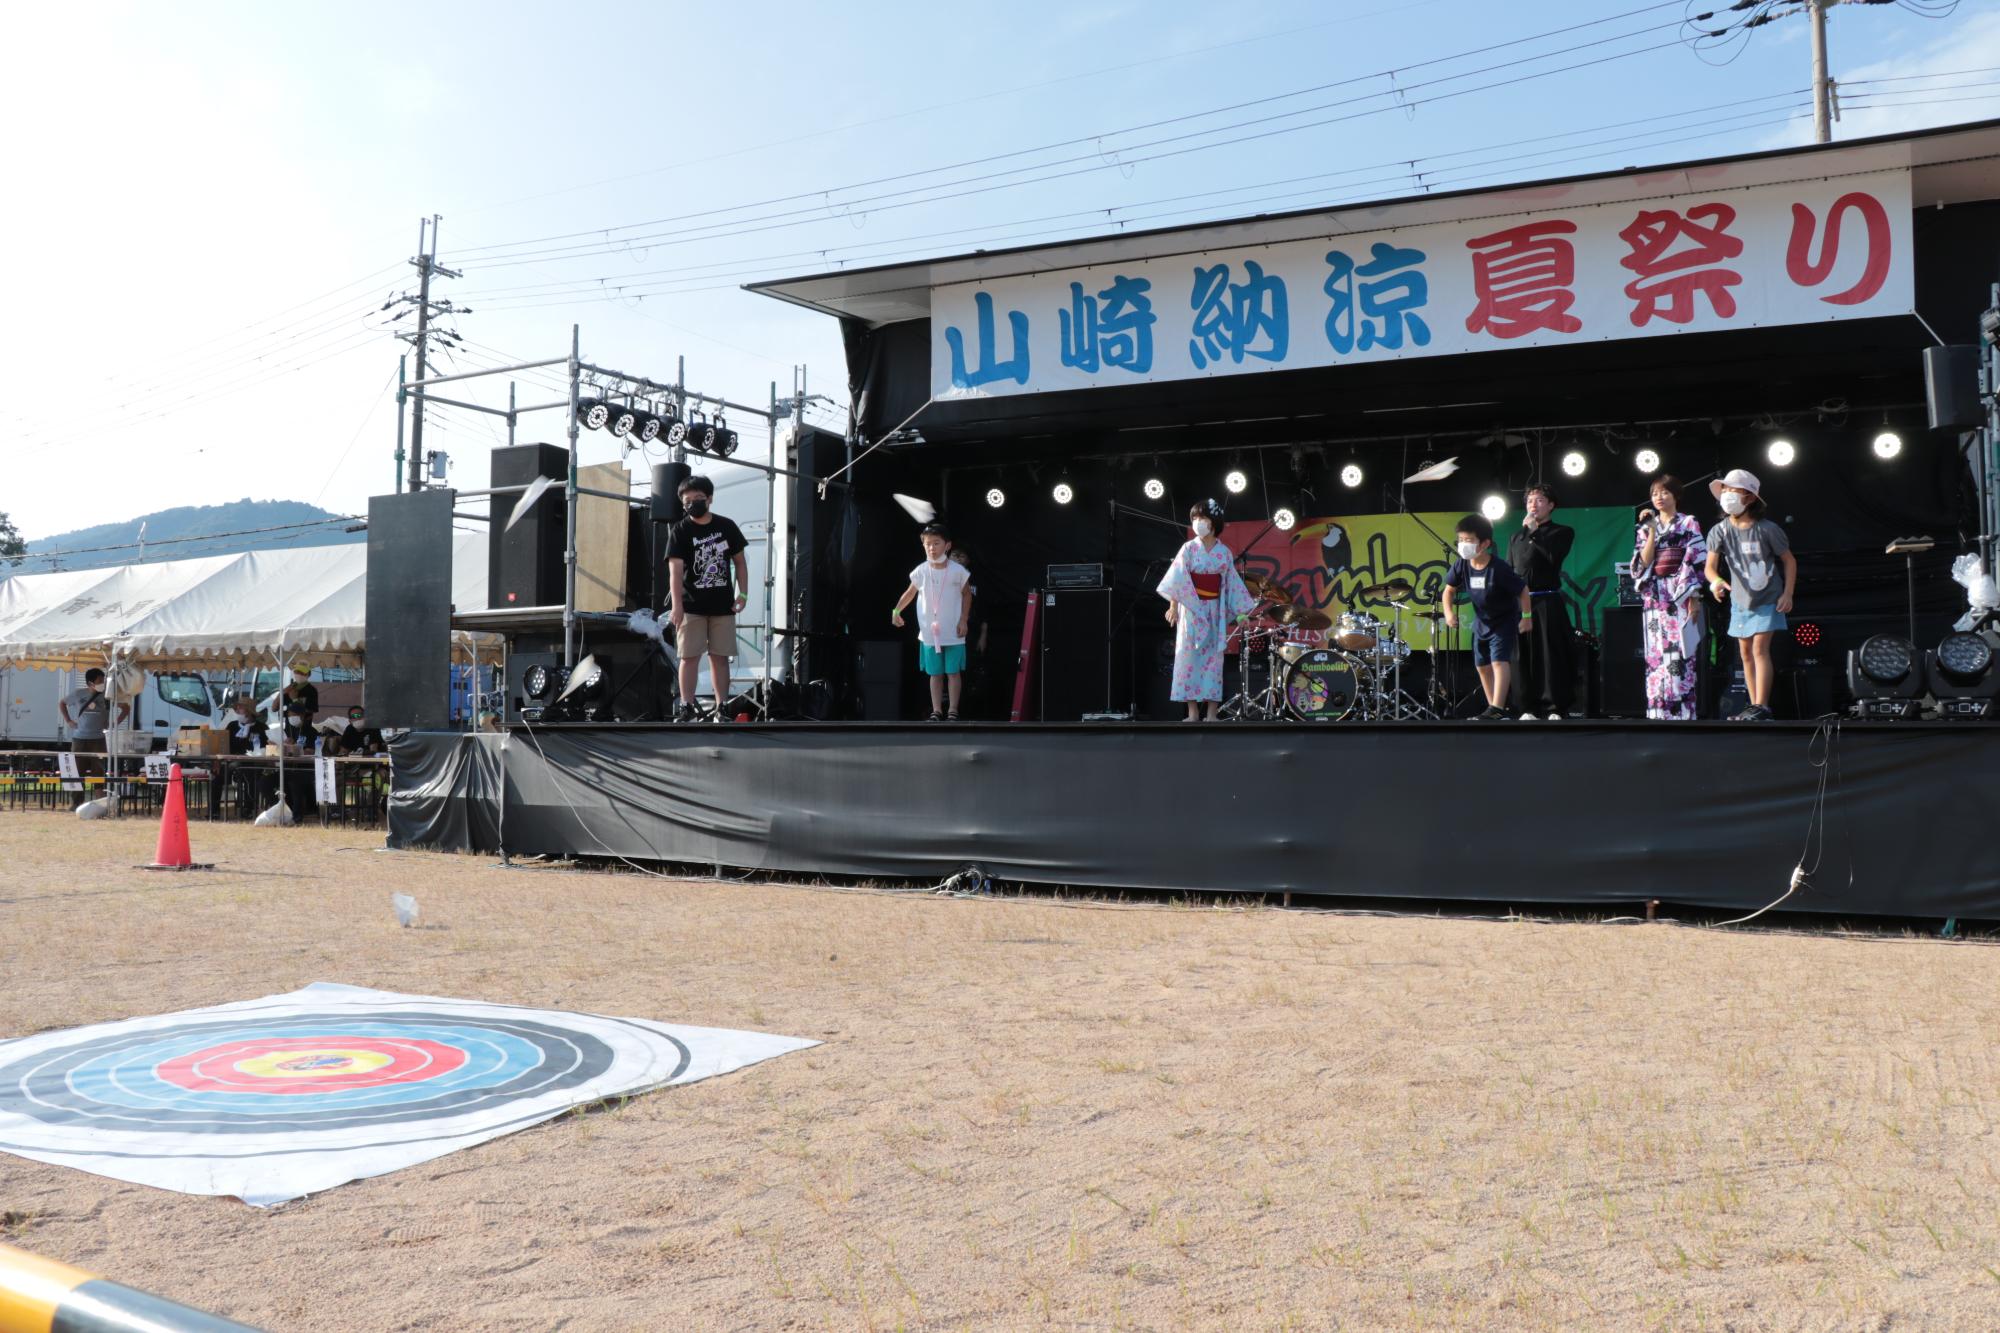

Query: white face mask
[1719,492,1747,516]
[1456,540,1479,560]
[1192,519,1214,538]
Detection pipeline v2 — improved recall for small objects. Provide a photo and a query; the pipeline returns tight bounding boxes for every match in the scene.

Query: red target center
[156,1037,467,1094]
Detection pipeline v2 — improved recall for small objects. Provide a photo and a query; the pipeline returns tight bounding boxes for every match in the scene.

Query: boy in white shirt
[891,522,974,721]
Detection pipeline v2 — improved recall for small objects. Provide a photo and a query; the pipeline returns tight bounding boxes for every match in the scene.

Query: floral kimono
[1157,539,1255,702]
[1631,513,1707,720]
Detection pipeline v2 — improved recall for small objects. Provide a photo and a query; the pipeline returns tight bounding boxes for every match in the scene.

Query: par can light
[1481,494,1507,521]
[1873,431,1903,460]
[1273,507,1297,532]
[1052,482,1075,505]
[1224,469,1249,494]
[1561,450,1587,477]
[1767,438,1796,468]
[1634,448,1661,473]
[985,487,1006,509]
[578,398,611,431]
[1143,478,1166,500]
[1340,463,1364,488]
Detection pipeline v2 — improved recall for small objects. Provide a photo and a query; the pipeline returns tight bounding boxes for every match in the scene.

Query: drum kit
[1223,573,1442,721]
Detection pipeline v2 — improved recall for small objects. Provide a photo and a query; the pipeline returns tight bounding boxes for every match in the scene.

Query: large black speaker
[488,443,567,609]
[854,640,904,720]
[1040,588,1115,720]
[1597,605,1649,718]
[1924,344,1982,430]
[366,490,455,730]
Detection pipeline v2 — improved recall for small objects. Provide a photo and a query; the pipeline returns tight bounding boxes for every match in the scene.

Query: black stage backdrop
[391,724,2000,921]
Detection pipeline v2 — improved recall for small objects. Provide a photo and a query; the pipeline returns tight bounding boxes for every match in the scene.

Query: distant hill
[21,500,365,573]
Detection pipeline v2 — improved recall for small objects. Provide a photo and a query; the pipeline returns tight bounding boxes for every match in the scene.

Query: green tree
[0,511,22,567]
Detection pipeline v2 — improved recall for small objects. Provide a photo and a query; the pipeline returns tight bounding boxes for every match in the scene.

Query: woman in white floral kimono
[1157,499,1255,721]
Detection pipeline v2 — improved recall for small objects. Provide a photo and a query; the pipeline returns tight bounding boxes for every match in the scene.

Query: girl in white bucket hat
[1701,469,1798,721]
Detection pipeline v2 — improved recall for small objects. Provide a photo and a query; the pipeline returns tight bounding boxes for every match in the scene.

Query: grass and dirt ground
[3,811,1999,1330]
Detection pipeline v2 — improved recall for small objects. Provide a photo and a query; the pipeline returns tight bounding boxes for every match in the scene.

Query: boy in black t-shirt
[1441,513,1533,720]
[666,474,749,721]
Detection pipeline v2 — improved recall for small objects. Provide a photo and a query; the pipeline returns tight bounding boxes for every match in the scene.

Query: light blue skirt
[1729,602,1788,639]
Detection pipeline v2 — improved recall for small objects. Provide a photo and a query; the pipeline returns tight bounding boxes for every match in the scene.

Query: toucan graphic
[1290,520,1353,574]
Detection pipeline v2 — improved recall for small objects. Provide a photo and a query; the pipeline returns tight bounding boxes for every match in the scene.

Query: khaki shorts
[676,613,737,660]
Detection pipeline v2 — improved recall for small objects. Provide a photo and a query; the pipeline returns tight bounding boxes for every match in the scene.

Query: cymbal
[1270,604,1333,631]
[1406,606,1446,620]
[1358,578,1415,600]
[1242,573,1294,605]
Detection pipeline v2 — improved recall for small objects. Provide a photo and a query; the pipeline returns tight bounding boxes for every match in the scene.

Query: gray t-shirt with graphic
[65,687,110,740]
[1706,518,1791,611]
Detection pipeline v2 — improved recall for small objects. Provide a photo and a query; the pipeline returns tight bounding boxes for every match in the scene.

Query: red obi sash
[1190,571,1222,601]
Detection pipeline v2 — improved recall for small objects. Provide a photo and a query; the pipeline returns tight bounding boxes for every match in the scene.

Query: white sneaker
[1546,712,1564,721]
[1518,711,1539,721]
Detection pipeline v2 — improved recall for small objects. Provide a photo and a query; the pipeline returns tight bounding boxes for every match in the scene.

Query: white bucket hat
[1709,468,1762,502]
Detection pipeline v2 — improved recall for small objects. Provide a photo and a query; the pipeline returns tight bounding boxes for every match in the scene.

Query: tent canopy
[0,537,493,672]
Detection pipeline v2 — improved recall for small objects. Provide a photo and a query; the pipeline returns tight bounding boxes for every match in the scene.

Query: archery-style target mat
[0,983,816,1206]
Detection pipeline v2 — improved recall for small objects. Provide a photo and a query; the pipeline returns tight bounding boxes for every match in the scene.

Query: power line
[463,107,1818,316]
[451,88,1815,304]
[450,3,1698,266]
[15,517,362,567]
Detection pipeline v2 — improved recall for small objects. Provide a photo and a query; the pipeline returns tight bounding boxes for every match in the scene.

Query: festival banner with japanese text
[932,170,1912,399]
[1234,508,1636,651]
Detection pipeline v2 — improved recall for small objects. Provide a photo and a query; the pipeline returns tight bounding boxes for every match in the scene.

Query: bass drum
[1282,648,1359,721]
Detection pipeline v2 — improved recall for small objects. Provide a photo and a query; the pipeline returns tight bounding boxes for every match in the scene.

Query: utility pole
[391,215,464,491]
[1810,0,1833,145]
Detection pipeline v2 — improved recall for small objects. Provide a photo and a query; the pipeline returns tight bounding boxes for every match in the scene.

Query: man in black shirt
[666,474,749,722]
[1507,482,1576,719]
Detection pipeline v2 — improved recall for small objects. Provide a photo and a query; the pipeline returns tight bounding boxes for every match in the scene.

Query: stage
[389,721,2000,922]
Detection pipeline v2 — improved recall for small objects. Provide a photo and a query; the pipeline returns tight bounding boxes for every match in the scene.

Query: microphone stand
[1398,453,1470,719]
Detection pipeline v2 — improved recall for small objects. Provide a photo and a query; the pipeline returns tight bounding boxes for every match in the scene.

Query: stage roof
[747,119,2000,329]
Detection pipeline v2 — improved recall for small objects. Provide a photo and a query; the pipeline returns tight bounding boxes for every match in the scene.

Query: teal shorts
[919,643,967,676]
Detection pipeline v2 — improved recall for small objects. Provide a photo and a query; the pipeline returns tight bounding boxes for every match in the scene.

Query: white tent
[0,555,242,670]
[0,538,493,672]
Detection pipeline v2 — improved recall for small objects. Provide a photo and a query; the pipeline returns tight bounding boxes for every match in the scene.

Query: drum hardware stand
[1382,599,1437,720]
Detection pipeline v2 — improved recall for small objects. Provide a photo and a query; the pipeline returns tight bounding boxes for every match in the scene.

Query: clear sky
[3,0,1995,543]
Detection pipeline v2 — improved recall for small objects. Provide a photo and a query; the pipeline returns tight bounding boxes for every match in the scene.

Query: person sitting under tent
[223,694,268,755]
[332,705,385,756]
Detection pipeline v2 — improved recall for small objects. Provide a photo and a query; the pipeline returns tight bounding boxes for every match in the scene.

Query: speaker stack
[487,444,567,609]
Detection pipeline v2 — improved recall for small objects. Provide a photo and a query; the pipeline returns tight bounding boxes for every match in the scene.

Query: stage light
[634,410,662,445]
[1767,438,1796,468]
[1634,448,1661,473]
[1052,482,1075,505]
[1791,621,1822,651]
[1340,463,1363,488]
[578,397,611,431]
[1873,431,1903,460]
[1224,469,1249,494]
[1481,494,1507,521]
[1143,478,1166,500]
[523,664,554,700]
[685,412,716,454]
[605,403,638,438]
[1561,450,1587,477]
[1848,634,1924,719]
[986,487,1006,509]
[712,415,739,458]
[1273,507,1297,532]
[665,419,689,446]
[1928,631,1999,719]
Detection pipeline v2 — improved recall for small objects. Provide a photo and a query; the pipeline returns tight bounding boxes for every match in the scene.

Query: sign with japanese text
[931,170,1912,399]
[314,756,338,806]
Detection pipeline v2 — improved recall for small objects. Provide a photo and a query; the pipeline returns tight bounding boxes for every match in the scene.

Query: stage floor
[389,720,2000,922]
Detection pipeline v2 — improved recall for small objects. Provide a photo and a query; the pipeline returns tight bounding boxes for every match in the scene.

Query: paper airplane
[506,475,556,531]
[1403,456,1460,484]
[893,493,938,524]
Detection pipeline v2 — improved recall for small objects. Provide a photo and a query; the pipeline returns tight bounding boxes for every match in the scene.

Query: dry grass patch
[1,812,1998,1328]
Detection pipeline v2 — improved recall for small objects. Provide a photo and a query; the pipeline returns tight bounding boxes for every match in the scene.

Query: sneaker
[672,703,696,723]
[1747,704,1775,721]
[1545,712,1564,721]
[1517,711,1539,721]
[1728,706,1755,722]
[1478,706,1508,721]
[926,710,944,722]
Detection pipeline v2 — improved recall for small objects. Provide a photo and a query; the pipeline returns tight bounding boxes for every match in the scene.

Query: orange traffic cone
[140,763,209,872]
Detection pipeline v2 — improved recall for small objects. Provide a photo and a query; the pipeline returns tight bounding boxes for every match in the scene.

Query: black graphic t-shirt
[669,514,747,617]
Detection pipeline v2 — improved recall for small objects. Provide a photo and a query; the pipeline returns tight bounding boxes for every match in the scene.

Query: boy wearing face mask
[892,523,973,720]
[1441,514,1532,721]
[1702,469,1796,721]
[667,474,750,722]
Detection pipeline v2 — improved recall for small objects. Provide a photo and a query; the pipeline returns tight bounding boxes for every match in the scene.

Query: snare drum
[1333,612,1380,651]
[1282,648,1359,721]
